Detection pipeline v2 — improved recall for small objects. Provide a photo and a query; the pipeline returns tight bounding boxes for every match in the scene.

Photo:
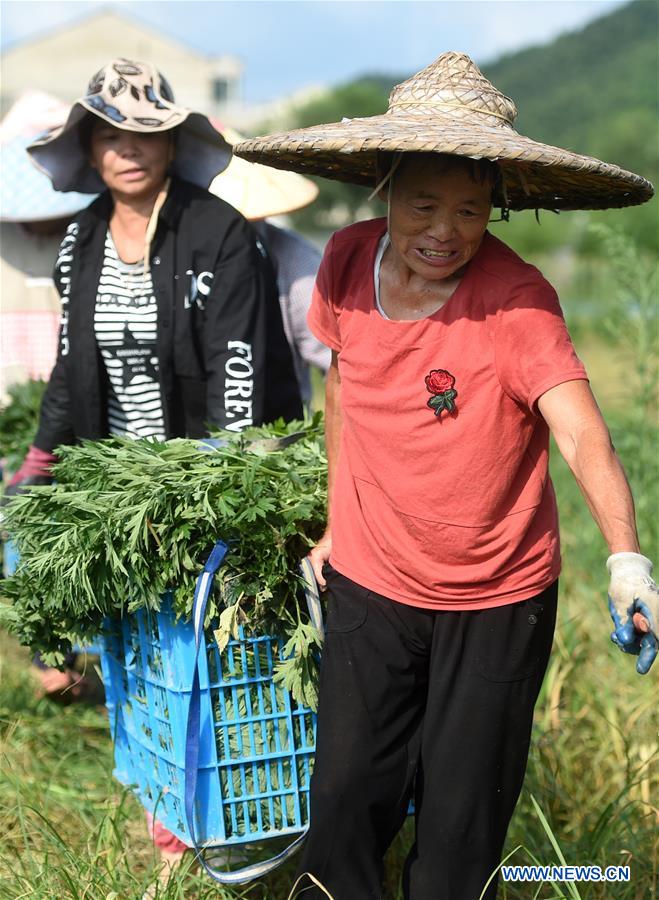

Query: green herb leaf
[1,415,327,707]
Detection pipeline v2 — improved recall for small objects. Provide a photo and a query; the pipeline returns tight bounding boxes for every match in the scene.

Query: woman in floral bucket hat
[7,58,301,493]
[236,52,657,899]
[4,59,303,859]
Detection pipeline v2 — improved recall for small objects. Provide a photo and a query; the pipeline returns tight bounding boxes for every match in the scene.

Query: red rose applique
[425,369,457,417]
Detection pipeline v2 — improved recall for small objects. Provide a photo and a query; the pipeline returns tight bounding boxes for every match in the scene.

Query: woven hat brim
[207,123,318,219]
[28,102,233,194]
[234,114,654,211]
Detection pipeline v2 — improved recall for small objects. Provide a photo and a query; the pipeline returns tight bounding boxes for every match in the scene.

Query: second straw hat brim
[234,113,654,212]
[209,124,318,219]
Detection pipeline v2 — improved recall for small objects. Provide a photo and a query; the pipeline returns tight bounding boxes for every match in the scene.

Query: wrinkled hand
[607,552,659,675]
[307,530,332,589]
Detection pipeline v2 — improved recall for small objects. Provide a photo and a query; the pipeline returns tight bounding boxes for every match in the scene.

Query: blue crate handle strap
[184,540,318,885]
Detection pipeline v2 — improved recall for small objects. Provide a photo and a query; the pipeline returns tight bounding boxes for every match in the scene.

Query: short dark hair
[77,114,96,156]
[375,151,503,207]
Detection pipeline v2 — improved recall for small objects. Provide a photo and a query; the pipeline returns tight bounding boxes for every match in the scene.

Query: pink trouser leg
[145,812,189,854]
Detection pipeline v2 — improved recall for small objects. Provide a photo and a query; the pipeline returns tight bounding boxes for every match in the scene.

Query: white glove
[607,552,659,675]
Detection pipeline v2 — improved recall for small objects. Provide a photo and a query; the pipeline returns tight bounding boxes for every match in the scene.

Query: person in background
[210,124,330,406]
[1,93,102,699]
[234,52,657,899]
[252,220,329,407]
[0,92,96,402]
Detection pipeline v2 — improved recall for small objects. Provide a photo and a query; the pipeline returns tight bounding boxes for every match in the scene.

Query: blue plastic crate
[99,591,317,849]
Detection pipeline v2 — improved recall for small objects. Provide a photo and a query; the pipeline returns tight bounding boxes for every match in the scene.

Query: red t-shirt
[308,219,589,609]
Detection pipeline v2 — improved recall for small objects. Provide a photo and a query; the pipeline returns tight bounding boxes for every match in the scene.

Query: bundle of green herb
[0,380,47,475]
[0,416,327,708]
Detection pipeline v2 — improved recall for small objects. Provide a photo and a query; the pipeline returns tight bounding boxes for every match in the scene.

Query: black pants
[296,565,558,900]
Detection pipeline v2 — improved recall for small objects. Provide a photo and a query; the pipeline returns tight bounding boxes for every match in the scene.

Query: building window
[212,78,229,103]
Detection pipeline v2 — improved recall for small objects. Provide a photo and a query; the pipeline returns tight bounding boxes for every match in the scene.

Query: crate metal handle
[184,540,318,885]
[299,555,324,637]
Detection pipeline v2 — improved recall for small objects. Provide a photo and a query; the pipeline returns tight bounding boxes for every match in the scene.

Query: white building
[0,9,244,118]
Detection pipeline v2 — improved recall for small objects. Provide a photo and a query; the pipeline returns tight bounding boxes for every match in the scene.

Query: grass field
[1,235,656,899]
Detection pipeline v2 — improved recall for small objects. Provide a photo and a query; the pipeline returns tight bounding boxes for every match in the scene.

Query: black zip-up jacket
[34,177,302,451]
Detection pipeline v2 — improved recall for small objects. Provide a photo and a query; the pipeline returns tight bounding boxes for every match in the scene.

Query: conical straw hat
[209,124,318,219]
[234,52,653,212]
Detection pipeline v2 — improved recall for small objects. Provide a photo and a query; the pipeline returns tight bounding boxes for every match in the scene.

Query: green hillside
[481,0,658,181]
[285,0,658,250]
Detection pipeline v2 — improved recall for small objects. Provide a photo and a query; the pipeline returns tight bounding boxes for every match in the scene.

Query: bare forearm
[539,381,640,554]
[564,426,639,553]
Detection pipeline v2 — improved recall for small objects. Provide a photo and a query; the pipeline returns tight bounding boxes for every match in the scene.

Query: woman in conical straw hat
[236,52,656,899]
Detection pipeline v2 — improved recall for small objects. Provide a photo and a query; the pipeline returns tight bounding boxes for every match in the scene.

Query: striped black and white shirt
[94,232,165,439]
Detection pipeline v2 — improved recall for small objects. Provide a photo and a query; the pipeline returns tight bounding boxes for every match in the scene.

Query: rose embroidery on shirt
[425,369,457,417]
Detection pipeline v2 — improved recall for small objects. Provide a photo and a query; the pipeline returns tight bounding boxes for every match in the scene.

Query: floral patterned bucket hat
[28,58,232,193]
